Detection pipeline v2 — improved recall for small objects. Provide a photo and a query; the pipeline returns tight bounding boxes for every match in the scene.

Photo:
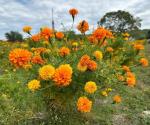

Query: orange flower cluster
[106,47,114,52]
[52,64,73,87]
[134,44,144,50]
[78,55,97,71]
[31,33,41,42]
[93,27,113,40]
[59,47,70,57]
[77,96,92,112]
[31,47,47,54]
[88,35,98,44]
[77,20,89,33]
[56,32,64,39]
[140,58,148,67]
[122,65,130,72]
[9,48,32,67]
[31,55,45,65]
[69,8,78,17]
[126,72,136,87]
[113,95,121,103]
[40,27,54,40]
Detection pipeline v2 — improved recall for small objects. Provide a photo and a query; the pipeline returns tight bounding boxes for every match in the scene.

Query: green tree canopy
[98,10,142,33]
[5,31,23,42]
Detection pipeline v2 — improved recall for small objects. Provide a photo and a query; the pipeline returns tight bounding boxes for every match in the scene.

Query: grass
[0,41,150,125]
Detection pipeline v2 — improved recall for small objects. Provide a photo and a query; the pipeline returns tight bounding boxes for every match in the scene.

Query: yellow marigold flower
[77,62,87,72]
[77,20,89,33]
[124,37,129,41]
[84,81,97,94]
[72,42,78,46]
[122,33,130,37]
[23,26,32,33]
[134,44,144,50]
[113,95,122,103]
[39,65,55,80]
[52,64,73,87]
[27,79,40,91]
[77,96,92,113]
[106,47,114,52]
[59,47,70,57]
[9,48,32,67]
[106,88,112,92]
[140,58,149,67]
[23,64,32,69]
[101,91,108,97]
[93,50,103,60]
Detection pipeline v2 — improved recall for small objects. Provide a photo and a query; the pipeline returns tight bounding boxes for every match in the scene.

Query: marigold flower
[52,64,73,87]
[113,95,121,103]
[56,32,64,39]
[31,33,41,42]
[106,47,114,52]
[122,33,130,37]
[40,27,54,40]
[93,27,106,40]
[39,65,55,80]
[118,75,125,81]
[87,60,97,71]
[93,50,103,60]
[31,55,45,65]
[9,48,32,67]
[77,20,89,33]
[31,47,47,54]
[23,64,32,70]
[140,58,148,67]
[88,35,98,44]
[134,44,144,50]
[79,55,91,66]
[84,81,97,94]
[101,91,108,97]
[77,62,87,72]
[77,96,92,112]
[126,77,136,87]
[27,79,40,91]
[59,47,70,57]
[23,26,32,33]
[69,8,78,17]
[122,65,130,72]
[124,37,129,41]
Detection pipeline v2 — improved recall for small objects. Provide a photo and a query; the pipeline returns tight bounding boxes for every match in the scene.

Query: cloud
[0,0,150,39]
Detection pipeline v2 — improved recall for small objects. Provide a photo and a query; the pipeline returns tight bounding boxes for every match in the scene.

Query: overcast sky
[0,0,150,39]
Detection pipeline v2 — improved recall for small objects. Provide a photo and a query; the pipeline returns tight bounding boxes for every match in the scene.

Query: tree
[5,31,23,42]
[146,30,150,39]
[98,10,142,33]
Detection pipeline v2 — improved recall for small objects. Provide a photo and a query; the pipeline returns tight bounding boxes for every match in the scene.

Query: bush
[5,31,23,42]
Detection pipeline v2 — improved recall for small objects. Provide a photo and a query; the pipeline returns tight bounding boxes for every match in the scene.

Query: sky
[0,0,150,39]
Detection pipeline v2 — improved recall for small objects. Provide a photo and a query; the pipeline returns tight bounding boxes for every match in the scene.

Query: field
[0,38,150,125]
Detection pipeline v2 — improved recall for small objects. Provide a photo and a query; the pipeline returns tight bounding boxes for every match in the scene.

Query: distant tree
[98,10,142,33]
[5,31,23,42]
[147,30,150,39]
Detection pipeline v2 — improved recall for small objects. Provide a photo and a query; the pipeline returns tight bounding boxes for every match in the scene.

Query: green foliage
[5,31,23,42]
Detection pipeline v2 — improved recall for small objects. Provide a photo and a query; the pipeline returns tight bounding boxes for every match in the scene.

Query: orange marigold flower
[88,35,98,44]
[40,27,54,40]
[23,26,32,33]
[52,64,73,87]
[122,65,130,72]
[31,55,45,65]
[31,33,41,42]
[134,44,144,50]
[59,47,70,57]
[9,48,32,67]
[69,8,78,17]
[93,27,107,40]
[140,58,149,67]
[56,32,64,39]
[32,47,47,54]
[87,60,97,71]
[126,72,135,78]
[106,47,114,52]
[118,75,125,81]
[79,55,91,66]
[113,95,121,103]
[77,96,92,112]
[126,76,136,87]
[77,20,89,33]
